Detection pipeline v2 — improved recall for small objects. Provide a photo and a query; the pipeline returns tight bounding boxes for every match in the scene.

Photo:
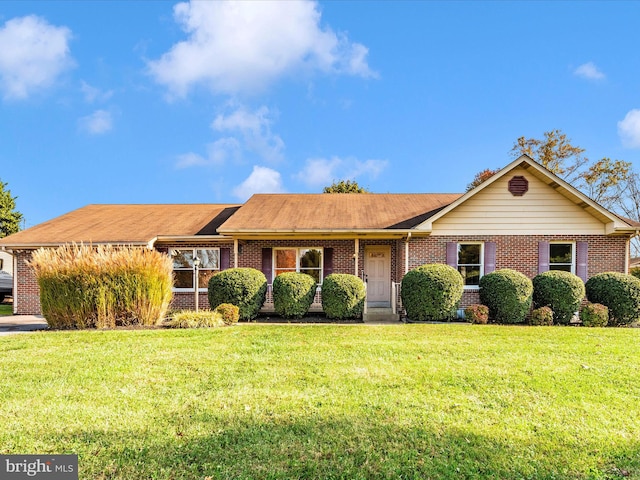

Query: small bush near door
[401,264,463,322]
[273,272,316,319]
[579,303,609,327]
[464,304,489,324]
[321,274,366,320]
[530,306,554,326]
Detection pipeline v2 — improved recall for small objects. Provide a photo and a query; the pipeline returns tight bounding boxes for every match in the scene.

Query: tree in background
[510,129,631,208]
[466,168,501,192]
[0,179,23,238]
[323,180,369,193]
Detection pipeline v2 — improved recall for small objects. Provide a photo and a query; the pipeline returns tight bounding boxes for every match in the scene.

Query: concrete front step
[363,308,400,323]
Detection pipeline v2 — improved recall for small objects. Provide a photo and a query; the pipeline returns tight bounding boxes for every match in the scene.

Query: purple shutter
[538,241,550,274]
[446,242,458,267]
[484,242,496,274]
[261,248,273,282]
[323,248,333,281]
[576,241,588,282]
[220,248,230,270]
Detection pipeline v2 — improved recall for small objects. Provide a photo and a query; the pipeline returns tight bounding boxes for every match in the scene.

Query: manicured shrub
[29,244,173,329]
[464,304,489,324]
[401,264,463,322]
[215,303,240,325]
[579,303,609,327]
[273,272,316,319]
[585,272,640,326]
[530,306,554,326]
[208,268,267,321]
[631,267,640,280]
[532,270,585,325]
[321,274,366,320]
[479,269,533,324]
[165,310,224,328]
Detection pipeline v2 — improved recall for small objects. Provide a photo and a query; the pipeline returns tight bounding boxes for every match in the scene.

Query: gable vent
[508,176,529,196]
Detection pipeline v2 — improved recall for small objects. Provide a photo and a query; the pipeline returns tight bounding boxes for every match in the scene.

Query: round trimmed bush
[530,306,554,326]
[207,268,267,321]
[273,272,316,319]
[214,303,240,325]
[580,303,608,327]
[532,270,585,325]
[401,264,463,322]
[479,269,533,324]
[585,272,640,326]
[321,274,366,320]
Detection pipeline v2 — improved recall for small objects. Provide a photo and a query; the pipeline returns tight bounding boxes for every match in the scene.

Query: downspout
[354,238,359,276]
[234,239,239,268]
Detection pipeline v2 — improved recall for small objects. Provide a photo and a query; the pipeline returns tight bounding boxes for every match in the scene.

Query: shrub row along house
[1,155,638,321]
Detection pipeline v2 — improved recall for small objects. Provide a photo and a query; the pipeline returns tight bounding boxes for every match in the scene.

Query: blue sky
[2,1,640,228]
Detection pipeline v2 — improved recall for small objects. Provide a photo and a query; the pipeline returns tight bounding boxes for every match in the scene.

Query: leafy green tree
[0,179,23,238]
[510,129,630,208]
[323,180,369,193]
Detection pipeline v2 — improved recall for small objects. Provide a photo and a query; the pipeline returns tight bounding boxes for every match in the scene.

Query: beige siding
[430,167,606,235]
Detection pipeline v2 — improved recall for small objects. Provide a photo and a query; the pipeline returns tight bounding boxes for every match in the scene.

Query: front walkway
[0,315,48,335]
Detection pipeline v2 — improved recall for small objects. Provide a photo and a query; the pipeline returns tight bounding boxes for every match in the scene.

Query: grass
[0,303,12,316]
[1,324,639,479]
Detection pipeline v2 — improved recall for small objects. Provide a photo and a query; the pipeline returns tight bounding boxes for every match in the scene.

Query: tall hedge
[401,264,463,321]
[479,269,533,324]
[321,274,366,320]
[273,272,317,319]
[532,270,585,325]
[585,272,640,326]
[29,244,173,329]
[208,268,267,321]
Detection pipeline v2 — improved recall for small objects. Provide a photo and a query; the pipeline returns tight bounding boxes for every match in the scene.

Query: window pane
[550,264,572,272]
[550,244,572,264]
[300,269,320,284]
[197,249,219,269]
[276,249,297,269]
[174,270,193,288]
[172,250,193,269]
[458,244,481,265]
[300,249,322,269]
[458,266,480,286]
[198,270,217,288]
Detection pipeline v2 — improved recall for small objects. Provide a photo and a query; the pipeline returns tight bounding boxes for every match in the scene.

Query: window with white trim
[457,243,483,286]
[171,248,220,290]
[549,243,574,273]
[274,248,323,284]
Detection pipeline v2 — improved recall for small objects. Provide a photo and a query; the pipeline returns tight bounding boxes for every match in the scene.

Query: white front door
[364,246,391,307]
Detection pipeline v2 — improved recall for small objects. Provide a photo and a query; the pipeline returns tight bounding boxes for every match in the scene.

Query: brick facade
[10,235,630,316]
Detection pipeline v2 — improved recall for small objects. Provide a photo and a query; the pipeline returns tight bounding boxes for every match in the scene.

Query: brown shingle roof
[0,204,241,247]
[218,194,462,232]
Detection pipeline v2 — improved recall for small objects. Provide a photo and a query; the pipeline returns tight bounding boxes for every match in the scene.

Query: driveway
[0,315,48,335]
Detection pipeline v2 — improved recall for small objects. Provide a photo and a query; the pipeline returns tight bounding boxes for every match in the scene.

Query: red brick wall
[14,250,40,315]
[408,234,628,308]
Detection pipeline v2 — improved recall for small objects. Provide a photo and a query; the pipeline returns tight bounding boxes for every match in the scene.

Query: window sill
[463,285,480,291]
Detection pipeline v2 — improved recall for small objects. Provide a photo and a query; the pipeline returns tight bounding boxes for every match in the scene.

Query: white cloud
[0,15,73,100]
[176,137,241,168]
[293,156,388,189]
[212,105,284,163]
[79,110,113,135]
[618,109,640,148]
[148,0,376,97]
[573,62,605,81]
[233,165,285,200]
[80,80,113,103]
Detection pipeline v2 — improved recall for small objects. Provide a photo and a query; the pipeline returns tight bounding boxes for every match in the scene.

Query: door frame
[364,245,391,307]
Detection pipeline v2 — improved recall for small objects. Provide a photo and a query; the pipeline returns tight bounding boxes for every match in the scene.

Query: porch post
[404,232,411,276]
[234,239,238,268]
[354,238,359,276]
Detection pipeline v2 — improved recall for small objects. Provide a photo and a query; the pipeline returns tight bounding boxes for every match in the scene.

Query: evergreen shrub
[479,269,533,324]
[400,264,463,321]
[579,303,609,327]
[585,272,640,326]
[208,268,267,321]
[532,270,585,325]
[321,274,366,320]
[273,272,316,319]
[530,306,554,326]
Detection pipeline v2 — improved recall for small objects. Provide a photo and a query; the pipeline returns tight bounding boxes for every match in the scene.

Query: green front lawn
[1,324,639,479]
[0,304,12,316]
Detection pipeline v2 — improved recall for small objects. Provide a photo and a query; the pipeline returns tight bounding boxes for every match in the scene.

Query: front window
[171,248,220,290]
[458,243,483,286]
[549,243,574,273]
[274,248,323,284]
